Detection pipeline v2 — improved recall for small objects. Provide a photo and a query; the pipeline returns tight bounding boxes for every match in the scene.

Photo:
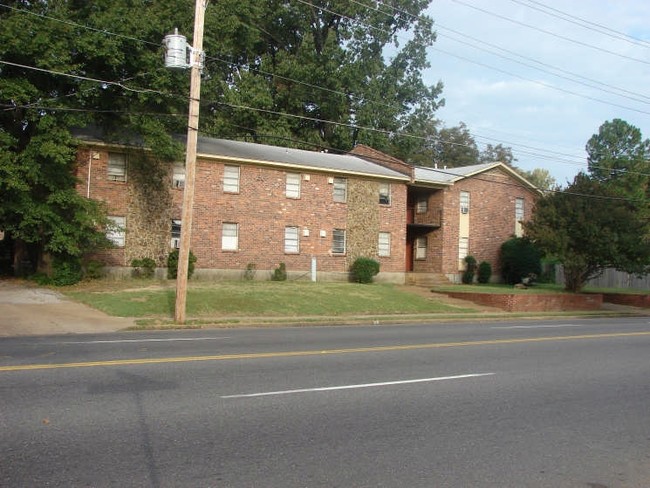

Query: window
[378,232,391,257]
[458,236,469,262]
[415,237,427,260]
[223,165,240,193]
[332,229,346,254]
[515,198,525,237]
[171,219,181,249]
[460,191,470,214]
[172,163,185,189]
[106,216,126,247]
[284,226,299,253]
[379,183,391,205]
[416,197,428,214]
[286,173,301,199]
[222,222,238,251]
[333,177,347,202]
[107,153,127,182]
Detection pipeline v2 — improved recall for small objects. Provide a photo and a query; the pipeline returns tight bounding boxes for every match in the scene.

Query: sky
[422,0,650,185]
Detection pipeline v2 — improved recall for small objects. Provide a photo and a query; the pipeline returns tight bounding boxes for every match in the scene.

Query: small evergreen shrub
[500,237,542,285]
[84,260,105,280]
[51,255,83,286]
[461,255,477,284]
[131,258,156,279]
[244,263,257,281]
[167,249,197,279]
[271,262,287,281]
[350,257,380,284]
[477,261,492,284]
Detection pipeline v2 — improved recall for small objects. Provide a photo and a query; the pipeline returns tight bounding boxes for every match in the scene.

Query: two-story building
[74,131,539,283]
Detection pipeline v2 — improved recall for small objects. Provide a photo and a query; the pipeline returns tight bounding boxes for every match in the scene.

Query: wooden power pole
[174,0,207,324]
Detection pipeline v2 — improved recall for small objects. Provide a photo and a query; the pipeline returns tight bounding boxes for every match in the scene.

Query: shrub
[461,255,477,284]
[84,260,105,280]
[271,262,287,281]
[131,258,156,279]
[350,257,380,284]
[477,261,492,284]
[243,263,257,281]
[500,237,542,285]
[167,249,197,279]
[51,255,83,286]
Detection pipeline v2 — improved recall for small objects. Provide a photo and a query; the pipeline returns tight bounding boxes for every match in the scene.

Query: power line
[511,0,650,49]
[451,0,650,66]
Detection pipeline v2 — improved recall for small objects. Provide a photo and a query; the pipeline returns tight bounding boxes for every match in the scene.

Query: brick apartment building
[74,132,539,283]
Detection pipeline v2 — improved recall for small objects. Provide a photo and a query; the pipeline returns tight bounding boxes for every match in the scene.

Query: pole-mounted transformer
[163,28,203,70]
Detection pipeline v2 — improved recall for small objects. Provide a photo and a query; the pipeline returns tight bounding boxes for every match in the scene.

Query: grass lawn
[61,280,477,319]
[431,283,567,294]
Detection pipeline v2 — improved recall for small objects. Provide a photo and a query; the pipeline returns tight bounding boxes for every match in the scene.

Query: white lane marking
[54,337,231,345]
[221,373,495,399]
[491,324,584,329]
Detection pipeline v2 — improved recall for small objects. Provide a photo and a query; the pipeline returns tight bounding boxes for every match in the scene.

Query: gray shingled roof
[196,137,408,179]
[414,163,502,185]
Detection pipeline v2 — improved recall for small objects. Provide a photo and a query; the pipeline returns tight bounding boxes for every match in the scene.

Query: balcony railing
[407,207,442,228]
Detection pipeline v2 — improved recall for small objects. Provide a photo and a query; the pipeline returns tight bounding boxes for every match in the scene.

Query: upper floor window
[415,237,427,260]
[106,216,126,247]
[416,197,428,214]
[332,229,346,254]
[379,183,391,205]
[223,165,240,193]
[284,226,300,253]
[460,191,470,214]
[333,177,347,203]
[107,152,127,182]
[378,232,391,257]
[286,173,301,199]
[515,198,525,237]
[172,163,185,189]
[171,219,181,249]
[222,222,239,251]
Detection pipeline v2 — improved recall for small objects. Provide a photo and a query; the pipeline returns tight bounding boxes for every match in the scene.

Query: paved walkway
[0,279,134,337]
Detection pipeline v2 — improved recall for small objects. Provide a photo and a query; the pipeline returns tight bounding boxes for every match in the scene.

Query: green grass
[62,280,476,319]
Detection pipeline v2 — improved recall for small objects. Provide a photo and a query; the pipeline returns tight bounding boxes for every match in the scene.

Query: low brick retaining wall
[445,291,603,312]
[602,294,650,308]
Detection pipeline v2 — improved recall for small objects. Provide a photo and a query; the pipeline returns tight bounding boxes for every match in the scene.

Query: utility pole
[168,0,207,324]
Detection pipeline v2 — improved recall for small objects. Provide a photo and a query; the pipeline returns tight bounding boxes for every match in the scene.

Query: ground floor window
[106,216,126,247]
[222,222,239,251]
[378,232,391,257]
[332,229,346,254]
[415,236,427,260]
[284,226,299,253]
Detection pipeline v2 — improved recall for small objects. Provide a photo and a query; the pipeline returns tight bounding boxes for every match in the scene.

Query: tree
[0,0,443,273]
[524,173,650,292]
[479,143,516,166]
[519,168,557,191]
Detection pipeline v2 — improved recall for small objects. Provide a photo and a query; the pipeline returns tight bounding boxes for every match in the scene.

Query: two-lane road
[2,317,650,487]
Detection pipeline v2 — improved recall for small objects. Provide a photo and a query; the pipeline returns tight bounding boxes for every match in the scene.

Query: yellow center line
[2,331,650,372]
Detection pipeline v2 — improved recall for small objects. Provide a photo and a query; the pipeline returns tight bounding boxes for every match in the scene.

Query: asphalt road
[2,317,650,487]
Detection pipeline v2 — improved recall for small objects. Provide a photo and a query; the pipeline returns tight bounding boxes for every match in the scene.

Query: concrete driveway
[0,279,134,337]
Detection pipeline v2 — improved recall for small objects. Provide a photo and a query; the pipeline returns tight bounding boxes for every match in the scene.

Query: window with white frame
[332,229,346,254]
[515,198,525,237]
[379,183,391,205]
[223,165,240,193]
[286,173,301,199]
[107,152,127,182]
[416,197,428,214]
[333,177,347,203]
[172,163,185,189]
[378,232,391,257]
[284,226,299,253]
[460,191,470,214]
[415,237,427,260]
[222,222,239,251]
[458,236,469,262]
[106,216,126,247]
[171,219,181,249]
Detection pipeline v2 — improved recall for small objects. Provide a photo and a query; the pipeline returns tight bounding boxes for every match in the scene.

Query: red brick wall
[446,291,603,311]
[440,169,538,278]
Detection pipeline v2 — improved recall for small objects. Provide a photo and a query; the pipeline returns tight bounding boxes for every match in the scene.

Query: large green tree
[524,173,650,292]
[0,0,443,273]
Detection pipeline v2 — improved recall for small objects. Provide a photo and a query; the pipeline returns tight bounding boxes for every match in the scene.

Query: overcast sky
[423,0,650,185]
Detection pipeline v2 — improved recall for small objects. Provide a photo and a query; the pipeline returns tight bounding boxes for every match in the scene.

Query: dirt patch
[0,279,134,336]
